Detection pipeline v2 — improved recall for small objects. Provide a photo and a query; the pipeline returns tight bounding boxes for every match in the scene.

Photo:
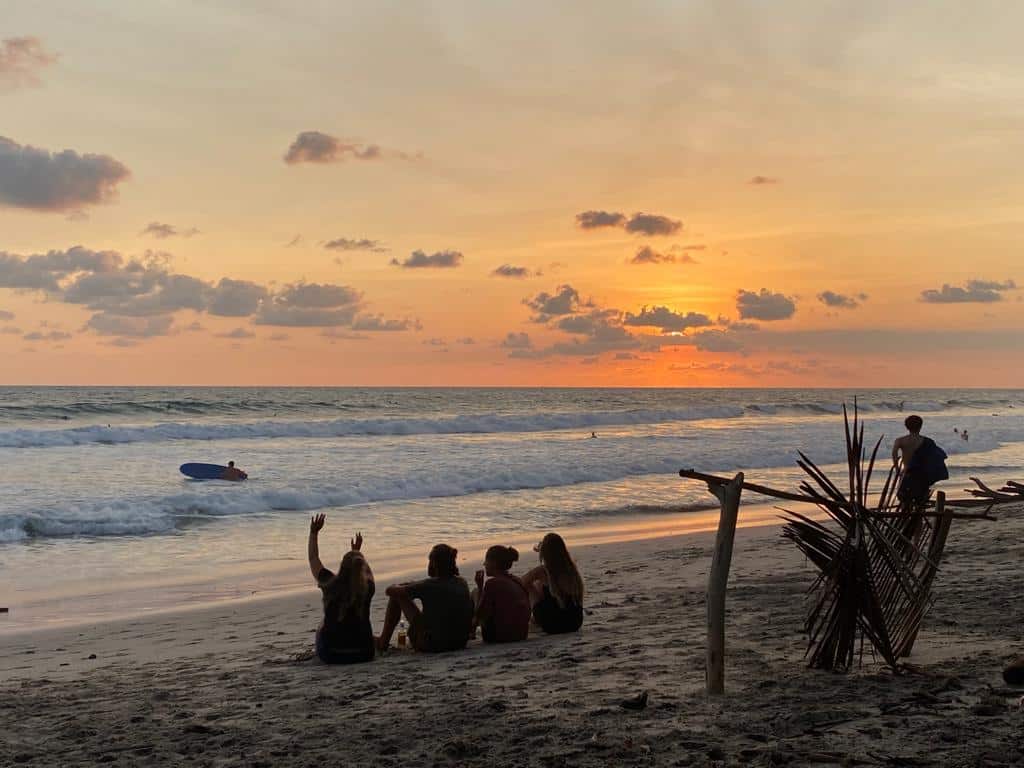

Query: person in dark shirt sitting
[307,514,375,664]
[473,545,531,643]
[376,543,473,653]
[521,533,585,635]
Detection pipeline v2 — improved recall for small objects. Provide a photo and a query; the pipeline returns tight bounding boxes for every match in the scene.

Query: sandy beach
[3,503,1024,767]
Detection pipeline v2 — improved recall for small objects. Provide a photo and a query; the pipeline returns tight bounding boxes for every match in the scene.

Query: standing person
[473,545,531,643]
[307,515,375,664]
[521,533,585,634]
[962,429,969,442]
[376,544,473,653]
[893,415,949,509]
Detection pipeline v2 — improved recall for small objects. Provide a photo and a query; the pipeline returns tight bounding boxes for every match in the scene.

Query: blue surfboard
[180,463,243,480]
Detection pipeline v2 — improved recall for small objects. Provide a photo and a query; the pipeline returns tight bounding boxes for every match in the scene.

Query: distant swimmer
[962,429,969,442]
[898,401,905,412]
[222,460,248,481]
[589,432,597,439]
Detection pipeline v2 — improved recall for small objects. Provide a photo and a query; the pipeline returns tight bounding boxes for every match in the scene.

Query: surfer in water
[222,461,248,481]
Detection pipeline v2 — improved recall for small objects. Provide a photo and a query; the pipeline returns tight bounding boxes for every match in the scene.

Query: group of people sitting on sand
[307,513,585,664]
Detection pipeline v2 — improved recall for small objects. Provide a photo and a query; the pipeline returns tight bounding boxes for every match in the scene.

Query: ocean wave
[0,406,747,448]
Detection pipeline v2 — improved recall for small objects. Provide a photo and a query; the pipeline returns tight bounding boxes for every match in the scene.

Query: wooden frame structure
[679,405,1020,694]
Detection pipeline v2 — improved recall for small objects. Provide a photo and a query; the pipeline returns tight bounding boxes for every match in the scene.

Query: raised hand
[310,513,326,534]
[351,532,363,551]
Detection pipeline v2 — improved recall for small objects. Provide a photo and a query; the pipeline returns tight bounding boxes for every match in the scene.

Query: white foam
[0,406,745,448]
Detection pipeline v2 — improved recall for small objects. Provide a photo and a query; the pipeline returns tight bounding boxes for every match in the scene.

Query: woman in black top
[521,532,584,634]
[308,514,375,664]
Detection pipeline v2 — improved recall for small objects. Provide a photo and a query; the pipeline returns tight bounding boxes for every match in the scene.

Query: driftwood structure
[680,404,1021,694]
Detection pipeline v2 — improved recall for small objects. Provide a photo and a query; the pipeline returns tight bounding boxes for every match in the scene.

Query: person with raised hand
[307,514,376,664]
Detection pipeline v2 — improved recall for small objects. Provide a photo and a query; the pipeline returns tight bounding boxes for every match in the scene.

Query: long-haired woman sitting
[307,513,375,664]
[521,533,584,634]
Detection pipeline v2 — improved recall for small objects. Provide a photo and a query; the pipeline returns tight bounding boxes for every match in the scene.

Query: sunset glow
[2,3,1022,386]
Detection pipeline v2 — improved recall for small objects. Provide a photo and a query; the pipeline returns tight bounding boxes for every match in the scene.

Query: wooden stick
[898,492,952,657]
[706,471,744,695]
[679,469,996,519]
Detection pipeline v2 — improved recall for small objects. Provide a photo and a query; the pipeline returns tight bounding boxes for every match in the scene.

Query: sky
[1,1,1022,386]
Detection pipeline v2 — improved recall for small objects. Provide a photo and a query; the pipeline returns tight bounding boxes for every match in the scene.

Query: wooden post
[706,472,744,695]
[900,491,952,657]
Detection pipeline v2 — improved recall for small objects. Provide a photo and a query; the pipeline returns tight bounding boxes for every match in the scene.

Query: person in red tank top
[473,545,531,643]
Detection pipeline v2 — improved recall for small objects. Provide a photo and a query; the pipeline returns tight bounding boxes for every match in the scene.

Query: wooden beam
[706,472,744,695]
[679,468,998,520]
[898,492,953,657]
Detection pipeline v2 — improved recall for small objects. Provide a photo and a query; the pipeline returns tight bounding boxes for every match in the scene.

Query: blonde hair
[539,533,584,607]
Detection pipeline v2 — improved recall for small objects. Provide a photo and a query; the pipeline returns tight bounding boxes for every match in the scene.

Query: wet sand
[2,503,1023,767]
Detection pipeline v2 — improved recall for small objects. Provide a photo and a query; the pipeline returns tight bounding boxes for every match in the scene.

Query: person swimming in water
[222,461,247,481]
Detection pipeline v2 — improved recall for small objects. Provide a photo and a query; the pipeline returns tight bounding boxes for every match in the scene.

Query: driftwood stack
[681,403,1016,694]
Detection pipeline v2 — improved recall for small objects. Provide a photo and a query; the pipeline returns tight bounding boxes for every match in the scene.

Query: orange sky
[1,3,1022,386]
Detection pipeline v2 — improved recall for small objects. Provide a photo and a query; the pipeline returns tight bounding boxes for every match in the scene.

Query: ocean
[1,387,1022,631]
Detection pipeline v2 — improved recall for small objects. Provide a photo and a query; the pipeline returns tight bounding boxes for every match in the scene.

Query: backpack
[909,437,949,485]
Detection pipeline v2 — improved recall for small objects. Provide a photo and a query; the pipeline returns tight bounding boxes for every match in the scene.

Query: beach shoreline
[0,500,790,637]
[3,501,1023,766]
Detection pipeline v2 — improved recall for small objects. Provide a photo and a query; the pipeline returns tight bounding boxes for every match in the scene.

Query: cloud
[215,327,255,339]
[0,246,122,291]
[524,284,588,321]
[273,282,361,308]
[0,309,13,321]
[576,210,626,229]
[85,313,175,338]
[285,235,303,248]
[324,237,388,253]
[320,328,370,342]
[268,333,290,342]
[23,329,71,342]
[920,279,1017,303]
[390,249,463,269]
[624,212,682,236]
[254,282,362,327]
[749,176,780,185]
[576,210,682,236]
[283,131,418,165]
[736,288,797,320]
[630,246,695,265]
[141,222,199,239]
[0,246,418,338]
[351,315,418,332]
[817,290,865,309]
[1,325,21,334]
[0,37,57,90]
[491,264,533,278]
[691,329,745,353]
[623,306,713,333]
[0,137,131,212]
[63,267,208,317]
[500,332,532,349]
[456,337,475,344]
[208,278,268,317]
[284,131,379,164]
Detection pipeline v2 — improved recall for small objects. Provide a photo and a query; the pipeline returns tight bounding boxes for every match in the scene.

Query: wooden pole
[899,491,952,657]
[706,471,744,695]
